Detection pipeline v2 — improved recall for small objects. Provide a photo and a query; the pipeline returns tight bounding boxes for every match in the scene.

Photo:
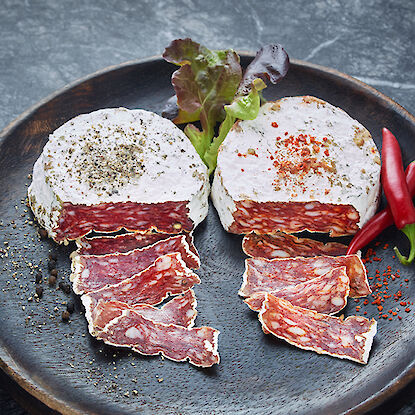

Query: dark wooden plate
[0,55,414,415]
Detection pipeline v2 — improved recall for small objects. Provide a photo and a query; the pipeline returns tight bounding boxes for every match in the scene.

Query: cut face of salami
[259,294,377,364]
[239,255,370,298]
[71,234,200,294]
[28,108,209,242]
[85,289,197,335]
[98,309,219,367]
[245,266,350,314]
[242,232,348,259]
[212,96,380,236]
[81,252,201,315]
[76,232,198,257]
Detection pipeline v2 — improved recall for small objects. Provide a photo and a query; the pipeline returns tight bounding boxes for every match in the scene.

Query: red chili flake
[398,316,402,320]
[363,299,369,305]
[388,309,392,314]
[271,122,278,128]
[237,153,242,157]
[322,136,328,141]
[363,311,367,315]
[392,311,397,316]
[405,308,411,313]
[241,168,244,172]
[382,314,389,319]
[383,244,389,249]
[377,305,383,312]
[284,131,288,136]
[404,278,409,282]
[324,149,329,156]
[400,301,407,306]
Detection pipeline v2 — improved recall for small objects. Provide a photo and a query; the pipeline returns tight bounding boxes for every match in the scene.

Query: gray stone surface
[0,0,414,414]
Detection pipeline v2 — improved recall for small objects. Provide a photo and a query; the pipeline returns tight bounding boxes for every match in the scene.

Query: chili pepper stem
[394,223,415,265]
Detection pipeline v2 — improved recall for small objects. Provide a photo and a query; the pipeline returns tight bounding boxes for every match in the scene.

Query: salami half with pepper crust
[259,294,377,364]
[71,235,200,294]
[97,309,220,367]
[244,266,350,314]
[242,232,348,259]
[239,254,370,298]
[212,96,380,236]
[28,108,209,243]
[81,252,200,318]
[85,289,197,336]
[76,231,198,257]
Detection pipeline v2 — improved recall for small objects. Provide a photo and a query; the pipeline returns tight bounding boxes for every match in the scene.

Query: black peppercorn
[59,282,71,294]
[50,268,58,277]
[48,252,58,261]
[62,311,70,321]
[66,302,75,314]
[48,260,56,271]
[48,275,57,286]
[35,285,43,298]
[35,272,42,284]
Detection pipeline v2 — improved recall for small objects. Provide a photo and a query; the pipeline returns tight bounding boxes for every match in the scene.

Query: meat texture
[242,232,348,259]
[259,294,377,364]
[239,255,370,298]
[244,266,350,314]
[71,235,200,294]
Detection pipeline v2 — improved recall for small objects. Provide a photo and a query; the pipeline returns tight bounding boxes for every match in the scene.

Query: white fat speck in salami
[28,108,209,242]
[98,309,220,367]
[71,235,200,294]
[259,294,377,364]
[211,96,380,236]
[81,252,200,320]
[242,232,348,259]
[239,254,370,298]
[244,266,350,314]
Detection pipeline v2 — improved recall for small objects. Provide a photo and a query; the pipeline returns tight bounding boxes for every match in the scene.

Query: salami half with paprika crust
[81,252,201,318]
[259,294,377,364]
[71,234,200,294]
[86,289,197,335]
[244,266,350,314]
[239,254,370,298]
[28,108,209,243]
[242,232,348,259]
[211,96,381,236]
[76,231,198,257]
[97,309,220,367]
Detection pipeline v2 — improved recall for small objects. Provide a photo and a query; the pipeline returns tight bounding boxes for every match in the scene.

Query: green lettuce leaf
[163,38,242,160]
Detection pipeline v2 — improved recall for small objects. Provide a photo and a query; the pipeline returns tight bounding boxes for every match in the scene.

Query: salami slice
[76,231,198,257]
[239,254,370,298]
[98,309,220,367]
[244,266,349,314]
[71,234,200,294]
[28,108,209,243]
[259,294,377,364]
[242,232,348,259]
[85,289,197,335]
[81,253,201,316]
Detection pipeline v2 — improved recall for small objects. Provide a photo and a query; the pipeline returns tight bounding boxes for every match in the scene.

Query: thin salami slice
[244,266,350,314]
[242,232,348,259]
[98,309,220,367]
[81,253,201,317]
[259,294,377,364]
[76,232,199,257]
[85,289,197,335]
[239,254,370,298]
[71,234,200,294]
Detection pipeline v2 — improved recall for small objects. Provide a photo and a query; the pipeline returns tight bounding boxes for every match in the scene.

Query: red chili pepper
[381,128,415,265]
[347,161,415,255]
